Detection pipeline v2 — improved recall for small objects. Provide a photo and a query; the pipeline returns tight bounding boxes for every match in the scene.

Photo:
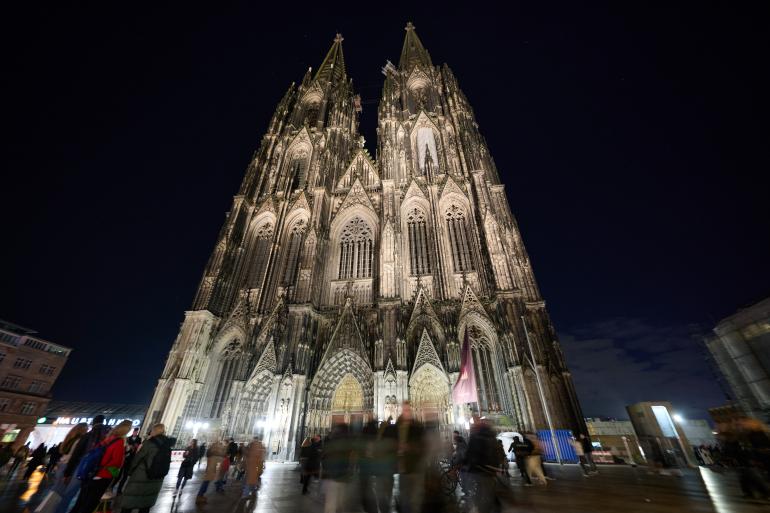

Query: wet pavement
[1,461,768,513]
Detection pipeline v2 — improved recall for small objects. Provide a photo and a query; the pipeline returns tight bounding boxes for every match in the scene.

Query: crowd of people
[0,403,768,512]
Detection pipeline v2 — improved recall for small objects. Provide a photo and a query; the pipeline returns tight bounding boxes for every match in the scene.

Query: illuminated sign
[36,417,47,424]
[51,417,141,427]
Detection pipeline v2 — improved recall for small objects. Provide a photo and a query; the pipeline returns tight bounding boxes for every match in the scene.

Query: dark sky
[2,5,769,421]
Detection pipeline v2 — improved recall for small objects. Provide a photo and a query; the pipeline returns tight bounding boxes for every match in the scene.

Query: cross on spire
[335,33,344,43]
[405,21,415,31]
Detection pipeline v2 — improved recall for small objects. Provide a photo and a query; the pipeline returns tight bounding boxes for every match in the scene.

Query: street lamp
[186,420,209,439]
[672,413,683,423]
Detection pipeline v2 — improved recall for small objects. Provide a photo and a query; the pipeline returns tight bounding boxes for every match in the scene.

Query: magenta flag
[452,328,478,405]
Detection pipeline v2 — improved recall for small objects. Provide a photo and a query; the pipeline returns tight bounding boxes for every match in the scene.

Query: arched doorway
[409,364,451,426]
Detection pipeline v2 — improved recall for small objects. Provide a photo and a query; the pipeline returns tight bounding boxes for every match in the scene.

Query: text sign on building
[52,417,141,427]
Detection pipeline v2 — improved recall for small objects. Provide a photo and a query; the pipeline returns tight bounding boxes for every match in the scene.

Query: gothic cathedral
[147,24,585,459]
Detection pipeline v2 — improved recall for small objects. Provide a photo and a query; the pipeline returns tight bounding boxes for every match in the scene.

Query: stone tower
[146,25,585,459]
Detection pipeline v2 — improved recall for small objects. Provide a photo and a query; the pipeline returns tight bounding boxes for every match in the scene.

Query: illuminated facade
[147,24,584,458]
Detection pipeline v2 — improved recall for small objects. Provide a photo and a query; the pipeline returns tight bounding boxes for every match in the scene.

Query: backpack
[145,437,172,479]
[76,438,120,481]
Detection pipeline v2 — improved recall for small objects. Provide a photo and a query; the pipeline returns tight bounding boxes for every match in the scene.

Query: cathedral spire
[399,22,432,71]
[314,33,347,84]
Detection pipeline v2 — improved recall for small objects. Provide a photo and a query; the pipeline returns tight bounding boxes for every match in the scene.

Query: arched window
[338,217,374,279]
[468,326,501,412]
[247,222,273,288]
[416,127,439,175]
[210,340,242,418]
[446,204,473,272]
[289,150,309,191]
[305,101,321,127]
[406,207,431,275]
[282,221,306,286]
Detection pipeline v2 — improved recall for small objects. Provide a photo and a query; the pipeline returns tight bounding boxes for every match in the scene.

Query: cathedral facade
[147,24,585,459]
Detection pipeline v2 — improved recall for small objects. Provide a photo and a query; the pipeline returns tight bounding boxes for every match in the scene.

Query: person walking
[0,443,14,472]
[115,428,142,495]
[373,421,397,513]
[570,436,591,476]
[321,423,353,513]
[47,445,62,474]
[195,439,226,504]
[497,439,510,477]
[196,443,206,468]
[396,402,425,513]
[465,418,501,513]
[119,423,174,513]
[301,435,321,495]
[509,435,532,485]
[33,423,88,513]
[24,443,48,479]
[579,434,598,473]
[67,420,133,513]
[227,438,238,464]
[241,437,265,498]
[55,416,110,513]
[9,442,30,476]
[174,439,198,495]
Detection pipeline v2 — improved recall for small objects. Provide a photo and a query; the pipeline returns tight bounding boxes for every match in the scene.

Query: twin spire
[312,22,432,84]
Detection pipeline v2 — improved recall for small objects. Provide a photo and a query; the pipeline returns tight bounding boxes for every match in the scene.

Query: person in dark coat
[116,428,143,494]
[174,439,198,495]
[509,435,532,485]
[301,435,321,494]
[23,443,47,479]
[579,434,597,473]
[0,443,14,470]
[47,444,61,473]
[227,438,238,464]
[396,402,425,513]
[464,418,501,513]
[322,423,353,513]
[120,424,174,513]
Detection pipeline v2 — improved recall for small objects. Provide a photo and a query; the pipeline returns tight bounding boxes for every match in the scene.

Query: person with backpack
[55,416,110,513]
[115,428,142,495]
[119,423,174,513]
[68,420,133,513]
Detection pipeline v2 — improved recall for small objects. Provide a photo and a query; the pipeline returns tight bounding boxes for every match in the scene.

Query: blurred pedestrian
[497,440,510,477]
[24,443,48,479]
[32,423,88,513]
[9,442,30,476]
[453,430,470,496]
[116,428,142,494]
[373,421,397,513]
[68,419,133,513]
[396,402,425,513]
[509,435,532,485]
[241,437,265,498]
[465,417,501,512]
[570,436,590,477]
[197,442,206,468]
[357,420,379,513]
[174,439,198,495]
[301,435,322,495]
[196,439,226,504]
[321,423,353,513]
[227,438,238,464]
[45,445,61,474]
[119,423,174,513]
[0,443,14,471]
[55,416,110,513]
[579,434,597,474]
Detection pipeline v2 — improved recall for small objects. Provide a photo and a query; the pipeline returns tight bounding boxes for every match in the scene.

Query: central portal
[331,373,366,429]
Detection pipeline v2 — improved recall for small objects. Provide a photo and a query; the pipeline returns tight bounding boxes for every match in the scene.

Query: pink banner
[452,329,478,405]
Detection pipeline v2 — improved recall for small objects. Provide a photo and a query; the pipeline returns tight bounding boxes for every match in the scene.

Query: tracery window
[290,150,309,191]
[338,217,374,280]
[210,340,242,418]
[247,222,273,288]
[282,221,306,286]
[406,208,431,275]
[305,101,321,127]
[468,326,501,412]
[445,204,474,272]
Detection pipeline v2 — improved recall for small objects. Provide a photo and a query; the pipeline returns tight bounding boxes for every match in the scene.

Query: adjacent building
[28,401,146,447]
[704,297,770,423]
[627,401,697,467]
[0,320,71,448]
[147,24,585,460]
[585,418,644,464]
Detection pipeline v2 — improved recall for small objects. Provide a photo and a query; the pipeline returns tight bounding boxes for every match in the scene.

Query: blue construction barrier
[536,429,579,463]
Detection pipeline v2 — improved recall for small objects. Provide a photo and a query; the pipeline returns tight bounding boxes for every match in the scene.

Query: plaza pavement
[1,460,768,513]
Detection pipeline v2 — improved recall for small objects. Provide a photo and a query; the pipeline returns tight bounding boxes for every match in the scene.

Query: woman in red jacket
[69,420,133,513]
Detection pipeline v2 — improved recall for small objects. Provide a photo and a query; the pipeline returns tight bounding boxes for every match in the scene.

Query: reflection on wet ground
[1,462,768,512]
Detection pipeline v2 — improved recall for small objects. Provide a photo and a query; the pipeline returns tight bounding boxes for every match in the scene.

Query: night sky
[3,5,768,421]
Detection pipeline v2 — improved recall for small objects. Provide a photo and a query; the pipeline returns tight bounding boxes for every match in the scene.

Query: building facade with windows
[0,320,71,448]
[147,24,585,459]
[704,296,770,423]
